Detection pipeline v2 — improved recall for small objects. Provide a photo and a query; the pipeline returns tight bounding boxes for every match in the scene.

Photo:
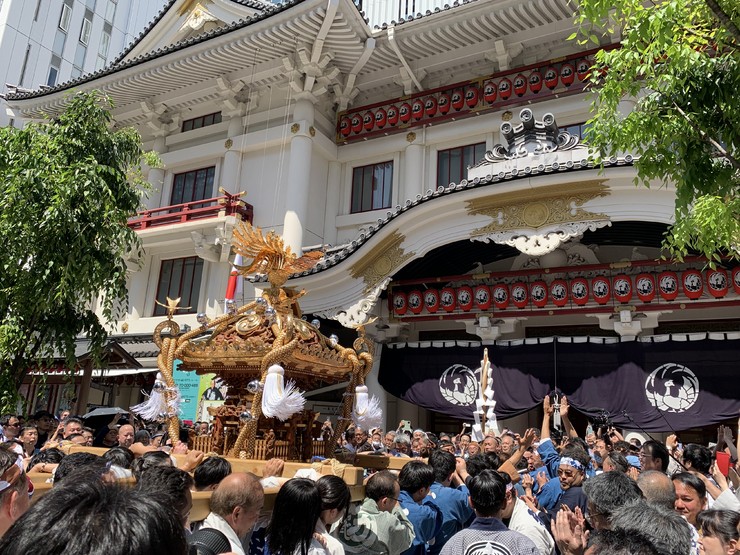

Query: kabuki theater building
[7,0,739,437]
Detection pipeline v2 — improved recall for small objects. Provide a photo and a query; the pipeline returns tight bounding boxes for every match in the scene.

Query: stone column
[322,161,341,246]
[404,132,424,197]
[282,98,315,254]
[146,135,167,210]
[220,113,245,195]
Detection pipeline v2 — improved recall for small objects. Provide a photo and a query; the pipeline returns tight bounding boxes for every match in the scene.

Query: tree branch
[704,0,740,45]
[672,102,740,171]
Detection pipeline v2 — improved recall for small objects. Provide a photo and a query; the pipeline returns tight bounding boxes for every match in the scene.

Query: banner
[173,361,227,424]
[378,337,740,432]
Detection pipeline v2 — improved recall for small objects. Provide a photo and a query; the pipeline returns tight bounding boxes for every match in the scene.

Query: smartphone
[716,452,731,476]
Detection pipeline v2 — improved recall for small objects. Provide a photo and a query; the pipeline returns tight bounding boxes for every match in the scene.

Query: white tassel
[131,373,167,421]
[352,385,383,430]
[261,364,305,421]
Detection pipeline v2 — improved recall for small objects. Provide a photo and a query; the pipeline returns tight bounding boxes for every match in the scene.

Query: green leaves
[0,91,148,412]
[576,0,739,261]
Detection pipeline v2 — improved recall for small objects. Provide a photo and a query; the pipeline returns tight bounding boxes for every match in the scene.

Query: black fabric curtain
[378,337,740,432]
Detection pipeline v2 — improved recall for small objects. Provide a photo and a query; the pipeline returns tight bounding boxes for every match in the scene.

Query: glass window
[104,0,116,22]
[47,65,59,87]
[153,257,203,316]
[437,142,486,188]
[79,17,92,44]
[350,161,393,214]
[181,112,222,133]
[99,30,110,57]
[59,4,72,31]
[170,167,216,206]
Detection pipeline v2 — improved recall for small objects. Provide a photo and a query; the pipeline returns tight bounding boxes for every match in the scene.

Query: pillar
[322,161,341,246]
[145,136,167,210]
[404,139,424,197]
[221,114,245,195]
[283,98,315,254]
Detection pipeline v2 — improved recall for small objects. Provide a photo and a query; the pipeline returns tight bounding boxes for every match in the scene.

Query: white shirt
[316,519,344,555]
[199,512,247,555]
[509,498,556,555]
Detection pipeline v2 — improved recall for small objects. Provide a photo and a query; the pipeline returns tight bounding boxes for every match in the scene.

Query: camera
[591,410,613,436]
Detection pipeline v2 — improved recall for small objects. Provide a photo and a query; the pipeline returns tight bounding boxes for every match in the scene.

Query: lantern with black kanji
[682,270,703,300]
[492,284,510,310]
[438,93,451,114]
[441,287,456,312]
[375,108,387,128]
[544,67,558,89]
[733,267,740,294]
[530,281,548,308]
[550,279,568,307]
[513,74,527,97]
[457,286,474,311]
[658,271,679,301]
[511,282,529,309]
[706,269,729,298]
[387,105,400,126]
[571,278,589,305]
[411,99,425,121]
[408,290,424,314]
[635,273,656,303]
[483,81,497,104]
[451,90,464,111]
[499,78,513,100]
[613,275,633,303]
[363,111,374,132]
[576,58,590,81]
[350,114,363,134]
[393,292,408,316]
[424,96,438,117]
[529,70,543,94]
[399,102,412,123]
[592,276,611,305]
[339,116,351,137]
[424,289,441,313]
[465,85,479,108]
[560,63,575,86]
[474,285,492,310]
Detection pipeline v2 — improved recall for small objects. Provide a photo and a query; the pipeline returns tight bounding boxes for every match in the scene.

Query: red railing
[128,193,253,230]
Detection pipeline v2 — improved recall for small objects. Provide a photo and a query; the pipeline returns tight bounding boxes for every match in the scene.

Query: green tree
[0,91,152,412]
[574,0,739,261]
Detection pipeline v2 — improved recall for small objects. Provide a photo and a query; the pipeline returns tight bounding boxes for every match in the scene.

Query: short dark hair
[399,461,434,494]
[583,471,643,519]
[696,510,740,547]
[468,469,506,517]
[102,446,135,469]
[365,470,397,502]
[641,441,669,472]
[26,447,64,473]
[134,430,151,446]
[428,449,456,483]
[604,451,629,473]
[682,444,712,474]
[587,529,660,555]
[672,471,706,499]
[193,456,232,491]
[465,452,501,478]
[54,452,106,486]
[63,417,83,429]
[135,466,194,525]
[0,480,187,554]
[131,450,173,482]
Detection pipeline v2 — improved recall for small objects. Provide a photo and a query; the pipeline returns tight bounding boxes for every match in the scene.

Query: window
[99,29,111,58]
[170,166,216,206]
[59,4,72,31]
[79,16,92,45]
[181,112,222,132]
[153,257,203,316]
[104,0,116,22]
[351,161,393,214]
[437,142,486,188]
[563,122,591,142]
[47,64,59,87]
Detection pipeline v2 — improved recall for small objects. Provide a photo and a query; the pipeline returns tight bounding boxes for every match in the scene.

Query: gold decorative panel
[350,230,414,292]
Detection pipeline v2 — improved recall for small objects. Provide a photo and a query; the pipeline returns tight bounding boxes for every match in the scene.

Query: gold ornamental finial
[154,296,191,319]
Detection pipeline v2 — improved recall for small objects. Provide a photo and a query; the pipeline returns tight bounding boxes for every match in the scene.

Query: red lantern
[733,267,740,294]
[682,270,704,300]
[424,96,438,117]
[387,105,400,126]
[550,279,568,307]
[457,286,474,311]
[544,67,558,89]
[363,111,374,132]
[613,275,633,303]
[465,85,479,108]
[411,99,425,120]
[706,269,729,298]
[375,108,387,128]
[499,78,512,100]
[424,289,441,313]
[393,292,408,315]
[513,74,527,97]
[408,290,424,314]
[571,278,589,305]
[438,93,451,114]
[576,58,591,81]
[483,81,497,104]
[492,284,509,310]
[399,102,412,123]
[529,70,543,94]
[474,285,492,310]
[592,276,611,305]
[511,282,529,309]
[658,271,679,301]
[451,90,464,111]
[635,273,656,303]
[350,114,363,134]
[339,116,351,137]
[560,63,575,87]
[440,287,456,312]
[530,280,548,308]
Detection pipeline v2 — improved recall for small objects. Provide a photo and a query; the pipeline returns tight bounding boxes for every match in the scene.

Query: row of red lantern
[392,268,740,315]
[339,60,591,137]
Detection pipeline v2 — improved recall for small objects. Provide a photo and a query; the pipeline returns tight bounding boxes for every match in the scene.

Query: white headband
[559,457,585,471]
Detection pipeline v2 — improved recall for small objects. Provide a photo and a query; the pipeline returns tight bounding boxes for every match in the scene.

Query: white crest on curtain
[261,364,305,421]
[352,385,383,430]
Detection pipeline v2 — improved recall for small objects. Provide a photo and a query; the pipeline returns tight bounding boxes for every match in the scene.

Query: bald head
[117,425,135,448]
[210,472,264,538]
[636,470,676,511]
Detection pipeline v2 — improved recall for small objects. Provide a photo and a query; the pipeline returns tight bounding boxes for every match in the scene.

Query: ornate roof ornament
[485,108,580,162]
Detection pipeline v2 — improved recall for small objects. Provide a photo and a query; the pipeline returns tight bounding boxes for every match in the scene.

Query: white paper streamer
[261,364,305,421]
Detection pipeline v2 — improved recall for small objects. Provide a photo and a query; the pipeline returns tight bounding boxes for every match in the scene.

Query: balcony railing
[128,193,253,231]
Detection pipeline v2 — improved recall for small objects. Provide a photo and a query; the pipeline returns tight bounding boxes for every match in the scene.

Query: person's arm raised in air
[499,428,536,482]
[560,396,579,439]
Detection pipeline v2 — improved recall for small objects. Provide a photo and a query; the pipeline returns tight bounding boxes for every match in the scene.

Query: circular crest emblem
[439,365,479,406]
[645,363,699,413]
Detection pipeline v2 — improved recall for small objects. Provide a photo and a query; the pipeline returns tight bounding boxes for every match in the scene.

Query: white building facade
[7,0,739,436]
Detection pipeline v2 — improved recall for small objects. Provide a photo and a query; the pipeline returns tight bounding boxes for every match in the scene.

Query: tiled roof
[368,0,481,30]
[6,0,309,101]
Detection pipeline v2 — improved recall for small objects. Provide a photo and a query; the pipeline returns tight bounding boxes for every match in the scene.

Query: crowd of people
[0,398,738,555]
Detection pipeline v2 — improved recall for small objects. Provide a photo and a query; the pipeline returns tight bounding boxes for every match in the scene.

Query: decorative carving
[180,3,217,32]
[502,110,513,122]
[291,123,300,134]
[224,138,233,149]
[309,126,316,137]
[350,230,414,292]
[474,221,612,256]
[485,108,580,161]
[314,278,391,327]
[406,132,417,143]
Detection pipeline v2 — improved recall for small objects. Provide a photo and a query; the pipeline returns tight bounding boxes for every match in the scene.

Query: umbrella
[82,407,129,419]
